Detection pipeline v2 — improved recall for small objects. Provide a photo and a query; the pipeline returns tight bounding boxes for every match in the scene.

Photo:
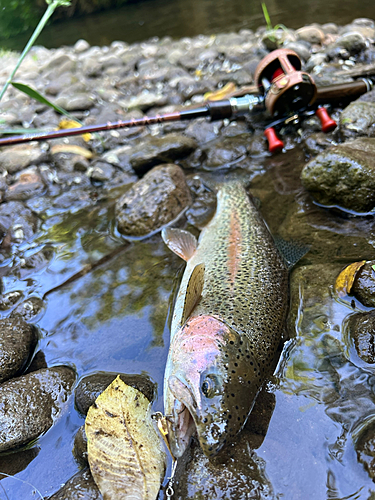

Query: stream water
[1,0,375,51]
[1,142,375,498]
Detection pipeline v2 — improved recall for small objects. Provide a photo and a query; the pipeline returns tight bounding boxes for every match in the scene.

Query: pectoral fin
[161,227,197,261]
[182,263,205,324]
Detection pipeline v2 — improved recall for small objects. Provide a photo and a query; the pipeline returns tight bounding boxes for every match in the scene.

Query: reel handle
[315,107,337,133]
[264,127,284,153]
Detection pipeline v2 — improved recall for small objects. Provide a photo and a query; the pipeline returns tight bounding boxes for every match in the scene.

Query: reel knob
[264,127,284,153]
[316,106,337,133]
[254,48,317,116]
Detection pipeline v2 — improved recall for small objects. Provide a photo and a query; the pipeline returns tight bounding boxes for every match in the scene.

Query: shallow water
[1,0,375,51]
[1,142,375,498]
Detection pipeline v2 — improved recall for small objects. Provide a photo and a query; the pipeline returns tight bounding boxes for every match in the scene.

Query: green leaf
[372,264,375,272]
[10,81,83,125]
[0,128,48,136]
[261,2,273,31]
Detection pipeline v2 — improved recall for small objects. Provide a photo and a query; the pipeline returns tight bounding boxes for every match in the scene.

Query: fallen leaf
[85,375,166,500]
[204,82,237,101]
[335,260,366,297]
[50,144,93,158]
[58,118,92,142]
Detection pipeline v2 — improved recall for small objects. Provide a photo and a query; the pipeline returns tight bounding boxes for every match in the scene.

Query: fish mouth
[167,375,197,458]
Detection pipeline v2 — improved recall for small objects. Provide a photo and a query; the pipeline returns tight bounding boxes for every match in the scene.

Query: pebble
[340,101,375,139]
[351,260,375,307]
[0,144,49,175]
[48,468,101,499]
[346,311,375,365]
[296,25,325,44]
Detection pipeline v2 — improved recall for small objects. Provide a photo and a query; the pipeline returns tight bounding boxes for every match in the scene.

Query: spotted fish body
[162,181,289,459]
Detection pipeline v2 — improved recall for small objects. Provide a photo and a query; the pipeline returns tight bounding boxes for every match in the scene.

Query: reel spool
[254,48,336,152]
[254,48,317,116]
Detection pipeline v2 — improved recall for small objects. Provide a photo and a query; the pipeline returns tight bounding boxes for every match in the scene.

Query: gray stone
[116,164,191,237]
[205,136,248,169]
[88,161,116,182]
[284,41,311,61]
[0,317,37,384]
[340,101,375,138]
[6,167,45,202]
[0,144,49,174]
[72,425,88,465]
[0,366,75,452]
[75,372,156,415]
[301,138,375,212]
[74,39,90,53]
[10,296,46,322]
[0,201,39,245]
[0,291,24,311]
[119,91,168,111]
[48,468,102,500]
[129,133,197,174]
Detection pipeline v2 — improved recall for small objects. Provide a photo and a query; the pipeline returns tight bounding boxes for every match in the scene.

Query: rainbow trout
[162,181,289,459]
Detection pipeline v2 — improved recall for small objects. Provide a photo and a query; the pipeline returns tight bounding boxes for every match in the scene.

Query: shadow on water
[1,0,375,50]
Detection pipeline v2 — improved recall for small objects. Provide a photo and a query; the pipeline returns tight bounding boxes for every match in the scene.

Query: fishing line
[0,472,44,499]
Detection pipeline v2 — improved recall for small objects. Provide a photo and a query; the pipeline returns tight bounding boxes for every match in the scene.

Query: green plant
[0,0,71,102]
[261,2,288,44]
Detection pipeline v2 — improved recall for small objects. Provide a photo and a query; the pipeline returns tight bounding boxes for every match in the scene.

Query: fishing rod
[0,48,374,152]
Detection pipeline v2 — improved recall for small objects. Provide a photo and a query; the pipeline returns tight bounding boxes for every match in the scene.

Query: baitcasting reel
[254,48,337,152]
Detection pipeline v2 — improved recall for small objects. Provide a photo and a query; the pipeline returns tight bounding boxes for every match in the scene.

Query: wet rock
[0,290,24,310]
[119,91,168,111]
[48,468,102,500]
[204,136,248,169]
[340,102,375,138]
[351,260,375,307]
[55,93,95,111]
[10,296,47,322]
[25,350,48,374]
[346,311,375,365]
[0,144,49,174]
[74,371,156,415]
[0,366,75,452]
[6,167,45,201]
[0,316,37,383]
[296,26,325,44]
[73,425,88,465]
[278,193,375,263]
[0,201,39,245]
[331,31,367,54]
[303,132,337,155]
[284,41,311,61]
[0,446,40,479]
[185,119,219,144]
[116,164,191,237]
[301,138,375,213]
[354,417,375,481]
[74,39,90,53]
[129,133,197,174]
[88,161,116,182]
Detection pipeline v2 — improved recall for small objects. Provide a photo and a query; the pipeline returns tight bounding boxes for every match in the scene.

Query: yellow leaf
[85,376,166,500]
[204,82,237,101]
[334,260,366,297]
[50,144,93,158]
[58,118,92,142]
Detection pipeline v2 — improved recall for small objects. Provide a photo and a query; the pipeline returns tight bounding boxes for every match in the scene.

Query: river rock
[204,135,248,169]
[6,167,45,202]
[0,200,39,246]
[340,102,375,138]
[0,290,24,310]
[301,138,375,213]
[0,366,75,452]
[73,425,88,465]
[129,133,197,174]
[0,144,49,174]
[345,311,375,365]
[351,260,375,307]
[296,26,325,44]
[0,316,37,384]
[75,371,156,415]
[116,164,191,237]
[48,468,102,500]
[331,31,367,54]
[10,296,46,322]
[355,416,375,482]
[55,93,95,111]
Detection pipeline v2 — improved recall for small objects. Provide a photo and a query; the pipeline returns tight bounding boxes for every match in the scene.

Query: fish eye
[201,374,221,398]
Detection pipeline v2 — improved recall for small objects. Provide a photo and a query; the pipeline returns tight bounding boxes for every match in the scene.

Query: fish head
[164,315,263,460]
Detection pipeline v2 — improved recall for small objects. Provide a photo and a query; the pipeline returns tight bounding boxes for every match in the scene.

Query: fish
[162,181,293,460]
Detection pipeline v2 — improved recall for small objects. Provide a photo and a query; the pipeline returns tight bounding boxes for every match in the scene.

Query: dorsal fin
[181,263,205,324]
[161,227,197,261]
